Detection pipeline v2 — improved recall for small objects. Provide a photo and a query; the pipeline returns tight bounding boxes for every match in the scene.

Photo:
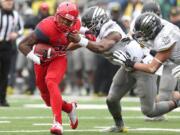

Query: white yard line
[0,115,180,120]
[9,95,139,102]
[0,128,180,133]
[23,104,180,112]
[0,121,11,124]
[95,126,180,132]
[130,128,180,132]
[0,116,52,119]
[0,130,49,133]
[33,123,69,126]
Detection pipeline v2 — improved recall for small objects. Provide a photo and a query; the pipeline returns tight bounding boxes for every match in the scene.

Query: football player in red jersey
[18,2,80,135]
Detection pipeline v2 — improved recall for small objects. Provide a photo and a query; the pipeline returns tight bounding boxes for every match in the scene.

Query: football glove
[172,65,180,79]
[26,46,41,65]
[113,50,135,68]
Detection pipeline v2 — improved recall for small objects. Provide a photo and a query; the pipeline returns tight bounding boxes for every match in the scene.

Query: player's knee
[106,94,119,104]
[141,107,154,117]
[45,77,57,88]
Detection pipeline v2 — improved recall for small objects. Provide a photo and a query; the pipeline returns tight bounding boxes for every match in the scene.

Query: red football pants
[34,56,72,124]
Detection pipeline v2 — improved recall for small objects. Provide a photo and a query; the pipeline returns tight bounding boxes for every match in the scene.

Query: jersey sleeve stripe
[34,28,50,43]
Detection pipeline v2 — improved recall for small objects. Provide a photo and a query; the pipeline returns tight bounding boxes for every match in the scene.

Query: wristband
[78,36,89,47]
[26,50,41,65]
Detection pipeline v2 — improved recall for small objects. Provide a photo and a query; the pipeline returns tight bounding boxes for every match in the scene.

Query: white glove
[172,65,180,79]
[26,46,41,65]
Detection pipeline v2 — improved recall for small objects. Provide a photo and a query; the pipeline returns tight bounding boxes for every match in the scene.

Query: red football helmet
[55,1,79,32]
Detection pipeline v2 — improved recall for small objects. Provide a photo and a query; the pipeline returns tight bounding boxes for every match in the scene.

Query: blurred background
[3,0,180,98]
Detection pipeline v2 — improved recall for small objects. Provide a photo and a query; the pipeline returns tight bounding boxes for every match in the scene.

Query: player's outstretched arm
[66,43,82,51]
[67,32,121,53]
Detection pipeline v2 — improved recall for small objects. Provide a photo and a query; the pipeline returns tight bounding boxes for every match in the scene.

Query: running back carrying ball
[33,43,56,63]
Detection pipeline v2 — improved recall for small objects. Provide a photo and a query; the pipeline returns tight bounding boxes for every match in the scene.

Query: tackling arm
[67,32,121,53]
[133,47,174,73]
[67,43,82,51]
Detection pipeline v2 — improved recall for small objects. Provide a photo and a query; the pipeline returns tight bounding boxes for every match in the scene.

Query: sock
[62,101,73,113]
[106,99,124,127]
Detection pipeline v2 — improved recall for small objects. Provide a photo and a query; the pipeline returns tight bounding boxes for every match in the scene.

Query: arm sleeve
[34,21,50,43]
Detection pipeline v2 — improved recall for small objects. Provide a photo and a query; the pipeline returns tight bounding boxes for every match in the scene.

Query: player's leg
[45,56,67,134]
[105,67,135,132]
[137,72,179,117]
[46,56,78,129]
[146,64,178,121]
[158,63,179,101]
[135,72,158,116]
[34,64,50,106]
[45,56,67,124]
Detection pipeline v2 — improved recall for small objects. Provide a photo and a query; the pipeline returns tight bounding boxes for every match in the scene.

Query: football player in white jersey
[67,6,180,132]
[113,12,180,106]
[136,1,180,121]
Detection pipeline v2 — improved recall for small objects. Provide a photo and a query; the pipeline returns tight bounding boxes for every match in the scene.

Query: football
[33,43,56,60]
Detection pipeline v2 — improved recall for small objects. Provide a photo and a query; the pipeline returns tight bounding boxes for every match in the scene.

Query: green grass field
[0,95,180,135]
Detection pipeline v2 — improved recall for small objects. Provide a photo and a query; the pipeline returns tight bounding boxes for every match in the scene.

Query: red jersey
[34,16,81,56]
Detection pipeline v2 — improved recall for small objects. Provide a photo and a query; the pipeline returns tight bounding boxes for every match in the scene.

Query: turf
[0,95,179,135]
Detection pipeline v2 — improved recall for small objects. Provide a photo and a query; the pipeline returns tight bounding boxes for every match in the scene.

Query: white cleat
[68,102,78,129]
[102,125,128,133]
[50,121,63,135]
[144,115,166,121]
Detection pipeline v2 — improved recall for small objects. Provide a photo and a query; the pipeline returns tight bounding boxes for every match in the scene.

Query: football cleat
[50,121,63,135]
[68,102,78,129]
[144,115,166,121]
[102,125,128,133]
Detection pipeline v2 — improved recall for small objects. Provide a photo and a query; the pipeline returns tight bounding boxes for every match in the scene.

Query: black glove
[113,50,135,68]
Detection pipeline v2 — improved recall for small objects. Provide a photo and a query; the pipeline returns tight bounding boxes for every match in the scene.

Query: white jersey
[96,20,144,64]
[149,19,180,63]
[96,20,126,41]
